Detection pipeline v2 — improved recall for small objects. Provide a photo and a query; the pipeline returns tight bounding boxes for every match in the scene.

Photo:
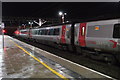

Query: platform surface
[1,35,61,79]
[0,35,115,80]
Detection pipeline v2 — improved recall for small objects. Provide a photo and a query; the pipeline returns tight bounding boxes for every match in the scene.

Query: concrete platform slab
[0,35,68,79]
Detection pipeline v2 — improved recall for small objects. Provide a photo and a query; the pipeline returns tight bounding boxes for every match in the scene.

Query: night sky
[2,2,120,19]
[2,2,120,36]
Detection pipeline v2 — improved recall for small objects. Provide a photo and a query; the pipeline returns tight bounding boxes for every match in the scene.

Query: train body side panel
[74,23,80,46]
[78,23,87,47]
[85,19,119,52]
[64,24,72,44]
[31,26,62,45]
[19,29,29,39]
[60,25,66,44]
[31,29,39,40]
[74,23,87,47]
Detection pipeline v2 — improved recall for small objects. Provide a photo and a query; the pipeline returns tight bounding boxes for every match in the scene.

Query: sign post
[0,23,5,49]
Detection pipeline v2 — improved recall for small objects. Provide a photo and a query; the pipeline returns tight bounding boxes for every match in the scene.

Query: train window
[20,31,23,34]
[21,30,27,34]
[81,27,85,36]
[34,30,36,34]
[43,30,46,35]
[42,29,46,35]
[66,27,71,38]
[75,29,77,37]
[54,28,60,35]
[32,30,34,34]
[41,30,44,35]
[37,30,39,35]
[45,29,49,35]
[35,30,38,35]
[46,29,50,35]
[44,30,47,35]
[49,29,54,35]
[113,24,120,38]
[39,30,42,35]
[47,29,50,35]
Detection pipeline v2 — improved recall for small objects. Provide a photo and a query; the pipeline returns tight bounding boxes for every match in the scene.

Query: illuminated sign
[95,26,100,30]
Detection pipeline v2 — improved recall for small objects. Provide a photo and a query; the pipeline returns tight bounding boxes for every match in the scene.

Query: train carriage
[74,19,120,63]
[14,19,120,63]
[74,19,120,52]
[18,29,29,39]
[30,24,72,49]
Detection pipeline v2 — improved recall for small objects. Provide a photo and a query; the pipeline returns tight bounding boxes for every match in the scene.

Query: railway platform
[0,35,115,80]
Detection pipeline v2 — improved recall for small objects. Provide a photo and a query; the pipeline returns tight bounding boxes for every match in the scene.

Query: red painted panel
[2,29,6,33]
[78,23,87,47]
[109,40,117,48]
[61,25,66,43]
[14,30,20,34]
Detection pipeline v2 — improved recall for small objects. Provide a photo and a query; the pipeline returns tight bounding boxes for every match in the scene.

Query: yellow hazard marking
[10,40,69,80]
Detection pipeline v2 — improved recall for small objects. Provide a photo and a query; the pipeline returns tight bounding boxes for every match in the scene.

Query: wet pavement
[0,35,116,80]
[0,35,63,79]
[0,35,3,79]
[1,35,85,80]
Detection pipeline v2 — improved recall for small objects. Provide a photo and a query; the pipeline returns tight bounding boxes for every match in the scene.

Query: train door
[61,25,66,44]
[29,28,32,38]
[78,23,87,47]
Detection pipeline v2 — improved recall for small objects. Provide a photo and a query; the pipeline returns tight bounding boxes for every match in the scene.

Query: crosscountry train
[15,19,120,64]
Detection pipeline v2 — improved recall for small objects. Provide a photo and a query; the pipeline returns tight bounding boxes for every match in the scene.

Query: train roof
[32,22,72,29]
[19,18,120,30]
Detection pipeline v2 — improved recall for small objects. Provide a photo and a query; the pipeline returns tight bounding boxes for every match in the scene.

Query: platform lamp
[22,24,26,29]
[59,11,67,23]
[0,22,5,49]
[28,21,33,28]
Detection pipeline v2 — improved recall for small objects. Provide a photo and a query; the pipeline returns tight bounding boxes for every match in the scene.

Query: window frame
[113,24,120,38]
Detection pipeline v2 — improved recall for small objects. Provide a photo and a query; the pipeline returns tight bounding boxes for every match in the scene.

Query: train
[14,19,120,64]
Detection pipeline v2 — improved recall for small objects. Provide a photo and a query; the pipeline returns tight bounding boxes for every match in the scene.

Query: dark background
[2,2,120,35]
[2,2,120,19]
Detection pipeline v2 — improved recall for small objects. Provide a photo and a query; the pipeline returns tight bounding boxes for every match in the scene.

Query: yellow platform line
[10,40,69,80]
